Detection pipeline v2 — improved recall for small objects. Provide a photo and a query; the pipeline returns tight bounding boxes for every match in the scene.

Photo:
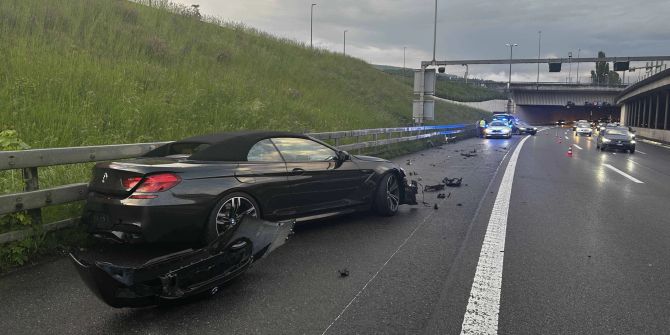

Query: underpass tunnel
[514,105,621,125]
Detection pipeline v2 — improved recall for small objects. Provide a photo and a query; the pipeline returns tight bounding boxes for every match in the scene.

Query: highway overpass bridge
[509,83,624,124]
[619,68,670,143]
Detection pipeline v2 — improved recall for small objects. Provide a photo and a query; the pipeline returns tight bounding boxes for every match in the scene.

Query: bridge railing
[0,124,475,244]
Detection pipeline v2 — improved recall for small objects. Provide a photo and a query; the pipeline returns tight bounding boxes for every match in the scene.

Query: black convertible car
[71,131,418,307]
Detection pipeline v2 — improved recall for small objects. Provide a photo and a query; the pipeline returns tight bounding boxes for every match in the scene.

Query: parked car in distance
[596,127,636,153]
[484,120,513,139]
[575,122,593,136]
[512,121,537,135]
[556,119,567,127]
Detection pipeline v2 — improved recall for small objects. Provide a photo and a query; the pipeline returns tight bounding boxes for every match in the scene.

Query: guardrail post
[22,167,42,225]
[334,138,340,147]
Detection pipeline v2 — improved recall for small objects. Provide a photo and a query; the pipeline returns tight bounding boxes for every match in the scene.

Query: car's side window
[247,139,283,162]
[271,137,337,162]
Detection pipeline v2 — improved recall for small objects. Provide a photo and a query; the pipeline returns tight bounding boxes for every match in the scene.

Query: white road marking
[603,164,644,183]
[460,136,530,335]
[564,136,569,140]
[321,211,436,335]
[573,144,583,150]
[636,150,647,155]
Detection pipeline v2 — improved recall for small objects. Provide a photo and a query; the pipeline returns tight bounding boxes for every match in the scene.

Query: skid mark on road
[459,136,530,335]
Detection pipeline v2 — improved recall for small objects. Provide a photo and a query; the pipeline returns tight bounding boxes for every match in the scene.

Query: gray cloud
[172,0,669,82]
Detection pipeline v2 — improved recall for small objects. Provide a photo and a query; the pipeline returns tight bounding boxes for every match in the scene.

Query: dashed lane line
[573,144,583,150]
[459,135,530,335]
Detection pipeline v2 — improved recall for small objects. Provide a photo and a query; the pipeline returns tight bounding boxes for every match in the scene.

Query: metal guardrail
[0,124,474,243]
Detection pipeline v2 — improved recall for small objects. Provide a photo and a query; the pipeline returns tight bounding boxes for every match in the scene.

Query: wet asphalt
[1,129,669,334]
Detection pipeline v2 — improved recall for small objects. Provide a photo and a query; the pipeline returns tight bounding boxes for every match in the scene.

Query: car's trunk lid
[88,157,185,196]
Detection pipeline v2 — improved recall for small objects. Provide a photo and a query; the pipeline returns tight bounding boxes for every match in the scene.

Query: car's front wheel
[205,192,260,244]
[374,173,400,216]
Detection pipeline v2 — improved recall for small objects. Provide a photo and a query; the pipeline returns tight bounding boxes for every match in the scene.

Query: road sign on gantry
[414,69,436,95]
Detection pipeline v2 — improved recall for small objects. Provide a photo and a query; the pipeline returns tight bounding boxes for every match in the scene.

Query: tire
[374,173,400,216]
[630,147,635,154]
[205,192,260,244]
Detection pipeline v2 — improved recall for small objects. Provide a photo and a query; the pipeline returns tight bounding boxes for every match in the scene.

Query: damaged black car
[71,131,418,307]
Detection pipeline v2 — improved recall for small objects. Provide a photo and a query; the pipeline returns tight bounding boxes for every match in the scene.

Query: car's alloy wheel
[215,196,258,236]
[374,173,400,216]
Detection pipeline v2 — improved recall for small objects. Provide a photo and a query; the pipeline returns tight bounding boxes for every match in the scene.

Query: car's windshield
[577,123,590,128]
[490,121,507,127]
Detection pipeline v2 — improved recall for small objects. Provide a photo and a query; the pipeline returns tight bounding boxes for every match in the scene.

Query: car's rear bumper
[82,193,216,244]
[71,218,295,308]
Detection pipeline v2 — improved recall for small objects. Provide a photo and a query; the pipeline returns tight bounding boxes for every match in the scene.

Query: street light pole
[432,0,438,62]
[537,31,541,89]
[343,30,347,55]
[568,51,573,83]
[310,3,316,49]
[576,48,581,84]
[403,47,407,75]
[505,43,518,92]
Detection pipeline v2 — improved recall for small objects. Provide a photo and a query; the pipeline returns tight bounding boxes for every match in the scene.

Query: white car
[484,120,513,139]
[575,122,593,136]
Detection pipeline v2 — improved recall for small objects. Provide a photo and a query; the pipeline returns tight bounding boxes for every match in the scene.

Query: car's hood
[576,127,592,131]
[604,134,632,141]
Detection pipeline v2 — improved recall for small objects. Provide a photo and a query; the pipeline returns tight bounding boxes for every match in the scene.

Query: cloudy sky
[172,0,668,83]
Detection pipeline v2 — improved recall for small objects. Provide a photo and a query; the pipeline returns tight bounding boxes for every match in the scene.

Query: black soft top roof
[145,131,314,161]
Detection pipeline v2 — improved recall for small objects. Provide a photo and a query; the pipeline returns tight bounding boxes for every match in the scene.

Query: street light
[505,43,519,92]
[403,47,407,76]
[568,51,573,83]
[343,30,347,55]
[576,48,581,84]
[537,31,541,89]
[310,3,316,49]
[432,0,438,62]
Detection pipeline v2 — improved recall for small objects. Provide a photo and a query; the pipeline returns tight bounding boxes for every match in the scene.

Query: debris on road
[424,184,445,192]
[460,152,477,158]
[338,269,350,277]
[437,193,446,199]
[443,177,463,187]
[434,203,439,210]
[457,203,463,206]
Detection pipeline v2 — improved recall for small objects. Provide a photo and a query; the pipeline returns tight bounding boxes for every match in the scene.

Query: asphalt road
[1,129,669,334]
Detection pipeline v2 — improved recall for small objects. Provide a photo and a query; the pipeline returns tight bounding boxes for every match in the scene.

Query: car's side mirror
[337,150,350,161]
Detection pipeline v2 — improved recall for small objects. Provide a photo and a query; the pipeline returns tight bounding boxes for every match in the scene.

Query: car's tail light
[135,173,181,193]
[122,177,143,190]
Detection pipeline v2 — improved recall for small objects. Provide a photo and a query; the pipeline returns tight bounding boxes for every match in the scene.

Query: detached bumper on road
[71,218,295,308]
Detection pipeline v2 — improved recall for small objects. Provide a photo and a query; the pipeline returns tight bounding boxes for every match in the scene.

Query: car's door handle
[291,168,305,175]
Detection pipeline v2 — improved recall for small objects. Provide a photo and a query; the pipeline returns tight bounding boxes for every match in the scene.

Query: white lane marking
[460,136,530,335]
[573,144,583,150]
[321,211,435,335]
[603,164,644,184]
[636,150,647,155]
[564,136,569,140]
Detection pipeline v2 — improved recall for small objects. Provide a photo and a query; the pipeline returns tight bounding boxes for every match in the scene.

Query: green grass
[0,0,489,270]
[375,66,506,102]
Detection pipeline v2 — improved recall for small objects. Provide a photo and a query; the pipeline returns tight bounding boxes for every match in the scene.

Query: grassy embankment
[0,0,489,269]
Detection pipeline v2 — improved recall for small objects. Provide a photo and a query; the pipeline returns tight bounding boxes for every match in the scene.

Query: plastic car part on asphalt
[70,217,295,308]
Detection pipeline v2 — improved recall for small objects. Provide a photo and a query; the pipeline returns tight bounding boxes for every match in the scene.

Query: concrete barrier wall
[632,127,670,144]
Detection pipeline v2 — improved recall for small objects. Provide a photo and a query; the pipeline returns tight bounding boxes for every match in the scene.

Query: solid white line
[603,164,644,184]
[573,144,583,150]
[636,150,647,155]
[321,211,435,335]
[460,136,530,335]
